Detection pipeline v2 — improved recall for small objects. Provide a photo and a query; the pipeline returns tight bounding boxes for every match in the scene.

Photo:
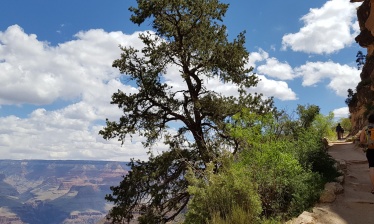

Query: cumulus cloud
[247,48,359,100]
[0,113,159,161]
[2,25,295,161]
[0,25,140,106]
[0,24,358,161]
[333,107,349,118]
[248,49,297,100]
[247,49,269,68]
[0,25,154,161]
[257,58,296,80]
[281,0,360,54]
[294,61,360,97]
[252,75,298,101]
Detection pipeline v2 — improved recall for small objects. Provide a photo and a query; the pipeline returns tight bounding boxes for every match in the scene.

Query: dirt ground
[298,140,374,224]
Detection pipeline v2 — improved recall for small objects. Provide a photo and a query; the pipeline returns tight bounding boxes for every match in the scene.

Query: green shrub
[184,108,339,223]
[238,142,323,220]
[184,155,262,224]
[290,129,339,183]
[207,205,257,224]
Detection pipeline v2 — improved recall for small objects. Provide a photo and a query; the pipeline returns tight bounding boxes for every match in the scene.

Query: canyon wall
[349,0,374,133]
[0,160,129,224]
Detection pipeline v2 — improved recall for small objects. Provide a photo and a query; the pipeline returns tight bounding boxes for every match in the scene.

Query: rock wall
[349,0,374,133]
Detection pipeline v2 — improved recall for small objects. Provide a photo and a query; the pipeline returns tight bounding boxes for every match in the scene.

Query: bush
[184,155,262,224]
[185,108,339,223]
[185,138,330,223]
[290,129,339,183]
[207,205,281,224]
[238,141,323,220]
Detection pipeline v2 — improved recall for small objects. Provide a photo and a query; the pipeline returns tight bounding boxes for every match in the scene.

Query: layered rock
[0,160,129,224]
[349,0,374,133]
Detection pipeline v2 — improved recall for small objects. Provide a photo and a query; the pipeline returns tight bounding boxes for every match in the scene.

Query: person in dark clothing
[336,123,344,140]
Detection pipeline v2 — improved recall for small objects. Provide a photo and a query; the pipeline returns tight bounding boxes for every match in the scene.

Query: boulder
[335,175,345,184]
[319,188,336,203]
[286,211,315,224]
[319,182,344,203]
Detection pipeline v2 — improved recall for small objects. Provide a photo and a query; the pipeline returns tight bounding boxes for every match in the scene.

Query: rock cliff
[0,160,130,224]
[349,0,374,133]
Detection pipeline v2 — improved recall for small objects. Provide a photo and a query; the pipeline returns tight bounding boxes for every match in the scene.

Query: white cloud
[0,24,358,161]
[0,112,167,161]
[333,107,349,118]
[252,75,298,101]
[247,49,297,100]
[281,0,360,54]
[0,25,158,161]
[247,49,269,68]
[0,25,141,106]
[294,61,360,97]
[247,48,359,100]
[257,58,296,80]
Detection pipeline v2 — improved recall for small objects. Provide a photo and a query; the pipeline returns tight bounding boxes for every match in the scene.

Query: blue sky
[0,0,363,161]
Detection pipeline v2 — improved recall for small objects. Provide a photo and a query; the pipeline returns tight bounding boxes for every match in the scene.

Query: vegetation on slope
[100,0,340,223]
[185,107,339,224]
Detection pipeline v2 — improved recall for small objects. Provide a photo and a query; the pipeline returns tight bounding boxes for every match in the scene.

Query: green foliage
[184,118,335,223]
[184,106,338,223]
[345,88,357,108]
[184,154,262,224]
[276,111,339,182]
[296,104,320,129]
[312,112,335,139]
[356,50,366,70]
[105,148,191,223]
[338,117,352,134]
[290,129,339,183]
[208,205,270,224]
[238,141,323,220]
[101,0,274,222]
[229,110,275,150]
[226,107,337,221]
[101,1,337,222]
[265,104,321,141]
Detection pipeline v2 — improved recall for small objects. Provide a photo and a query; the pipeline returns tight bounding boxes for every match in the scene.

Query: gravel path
[292,141,374,224]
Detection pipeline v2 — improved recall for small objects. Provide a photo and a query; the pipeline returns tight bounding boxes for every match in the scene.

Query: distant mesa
[58,181,75,191]
[42,176,59,185]
[0,160,130,223]
[73,185,100,199]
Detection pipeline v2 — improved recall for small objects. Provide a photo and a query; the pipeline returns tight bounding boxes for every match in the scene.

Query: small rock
[325,182,344,194]
[335,175,345,184]
[286,211,315,224]
[337,160,347,171]
[319,188,336,203]
[334,183,344,194]
[319,182,344,203]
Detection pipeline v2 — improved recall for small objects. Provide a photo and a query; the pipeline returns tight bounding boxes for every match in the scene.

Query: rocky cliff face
[349,0,374,133]
[0,160,130,224]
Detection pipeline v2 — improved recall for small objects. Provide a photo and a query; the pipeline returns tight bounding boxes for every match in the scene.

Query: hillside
[0,160,129,224]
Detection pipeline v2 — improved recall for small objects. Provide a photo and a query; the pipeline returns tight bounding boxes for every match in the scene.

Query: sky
[0,0,363,161]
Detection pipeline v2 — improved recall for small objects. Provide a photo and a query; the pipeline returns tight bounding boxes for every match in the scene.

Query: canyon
[0,160,130,224]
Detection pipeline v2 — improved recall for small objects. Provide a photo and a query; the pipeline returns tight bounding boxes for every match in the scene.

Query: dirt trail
[307,141,374,224]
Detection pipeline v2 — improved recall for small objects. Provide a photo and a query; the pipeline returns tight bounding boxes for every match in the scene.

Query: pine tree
[100,0,273,222]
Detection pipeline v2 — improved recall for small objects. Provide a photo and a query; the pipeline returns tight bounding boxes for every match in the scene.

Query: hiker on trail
[360,113,374,194]
[336,123,344,140]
